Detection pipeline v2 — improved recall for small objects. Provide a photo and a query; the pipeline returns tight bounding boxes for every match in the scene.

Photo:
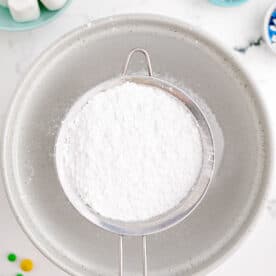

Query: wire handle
[119,235,148,276]
[119,48,150,276]
[123,48,153,77]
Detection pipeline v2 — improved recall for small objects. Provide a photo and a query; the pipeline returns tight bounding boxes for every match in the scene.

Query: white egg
[0,0,8,7]
[40,0,67,11]
[8,0,40,22]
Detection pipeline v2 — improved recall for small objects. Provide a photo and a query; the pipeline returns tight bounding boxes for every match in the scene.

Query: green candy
[7,253,17,262]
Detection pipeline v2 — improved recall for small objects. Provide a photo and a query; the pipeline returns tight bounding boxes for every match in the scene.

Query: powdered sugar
[55,82,203,222]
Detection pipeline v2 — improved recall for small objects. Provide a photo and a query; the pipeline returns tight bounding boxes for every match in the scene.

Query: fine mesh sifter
[55,48,215,276]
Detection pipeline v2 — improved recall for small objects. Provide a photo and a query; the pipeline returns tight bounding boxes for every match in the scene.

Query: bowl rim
[1,13,272,276]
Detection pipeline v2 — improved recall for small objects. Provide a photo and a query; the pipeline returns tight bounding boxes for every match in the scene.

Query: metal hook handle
[119,48,151,276]
[119,235,148,276]
[123,48,153,77]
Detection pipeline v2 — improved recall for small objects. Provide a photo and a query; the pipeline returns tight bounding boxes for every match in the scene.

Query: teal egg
[209,0,248,7]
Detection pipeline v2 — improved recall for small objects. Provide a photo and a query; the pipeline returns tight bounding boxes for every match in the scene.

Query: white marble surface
[1,0,276,275]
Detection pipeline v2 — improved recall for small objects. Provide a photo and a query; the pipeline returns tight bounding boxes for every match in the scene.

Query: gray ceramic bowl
[2,14,271,276]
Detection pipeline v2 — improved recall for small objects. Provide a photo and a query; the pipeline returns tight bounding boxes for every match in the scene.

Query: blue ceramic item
[264,3,276,53]
[268,9,276,44]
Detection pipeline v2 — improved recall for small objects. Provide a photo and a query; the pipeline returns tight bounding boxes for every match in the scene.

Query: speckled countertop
[0,0,276,275]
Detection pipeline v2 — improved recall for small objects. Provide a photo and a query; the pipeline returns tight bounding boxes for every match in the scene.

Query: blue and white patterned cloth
[269,9,276,44]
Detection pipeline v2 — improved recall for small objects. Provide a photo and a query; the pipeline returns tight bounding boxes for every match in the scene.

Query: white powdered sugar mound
[56,82,203,221]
